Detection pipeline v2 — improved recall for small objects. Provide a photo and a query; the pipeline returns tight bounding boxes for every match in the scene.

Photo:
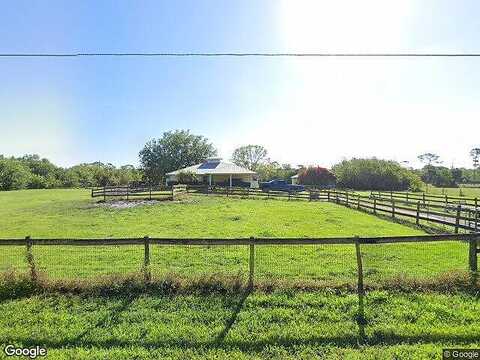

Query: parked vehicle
[259,179,305,192]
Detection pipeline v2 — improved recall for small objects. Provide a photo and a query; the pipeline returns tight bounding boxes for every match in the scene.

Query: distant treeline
[0,155,142,191]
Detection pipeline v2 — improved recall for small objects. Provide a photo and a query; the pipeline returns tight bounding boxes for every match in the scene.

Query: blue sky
[1,0,479,168]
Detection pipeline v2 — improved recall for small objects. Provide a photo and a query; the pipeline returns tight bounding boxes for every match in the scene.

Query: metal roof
[166,160,256,176]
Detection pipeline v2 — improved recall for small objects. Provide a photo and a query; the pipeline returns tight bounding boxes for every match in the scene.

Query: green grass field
[0,189,477,359]
[1,291,479,359]
[421,186,480,198]
[0,189,469,285]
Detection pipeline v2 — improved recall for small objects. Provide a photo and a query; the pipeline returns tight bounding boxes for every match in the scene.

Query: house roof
[166,159,256,176]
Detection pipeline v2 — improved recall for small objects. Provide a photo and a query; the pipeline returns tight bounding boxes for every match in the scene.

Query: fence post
[373,198,377,215]
[357,195,361,210]
[422,193,426,207]
[406,192,409,203]
[346,191,349,206]
[392,199,396,218]
[143,236,151,282]
[445,195,448,209]
[171,186,175,200]
[249,237,255,288]
[455,205,461,234]
[25,236,37,282]
[327,191,330,202]
[416,201,420,225]
[149,185,152,201]
[103,186,106,202]
[354,237,366,339]
[126,185,129,201]
[475,198,478,232]
[390,191,393,201]
[469,237,478,272]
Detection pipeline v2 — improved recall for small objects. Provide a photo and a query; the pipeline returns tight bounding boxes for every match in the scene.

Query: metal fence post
[249,237,255,288]
[144,236,151,282]
[25,236,37,282]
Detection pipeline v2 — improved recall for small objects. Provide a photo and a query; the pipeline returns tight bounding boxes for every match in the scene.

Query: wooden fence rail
[1,234,478,286]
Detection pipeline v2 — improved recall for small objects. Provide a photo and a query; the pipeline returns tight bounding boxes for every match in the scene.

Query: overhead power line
[1,52,480,58]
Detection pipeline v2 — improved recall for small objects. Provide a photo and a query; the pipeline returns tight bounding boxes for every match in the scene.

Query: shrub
[176,170,199,184]
[332,158,423,191]
[297,166,336,187]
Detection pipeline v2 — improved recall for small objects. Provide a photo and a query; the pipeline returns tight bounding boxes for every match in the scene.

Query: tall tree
[231,145,268,171]
[139,130,217,184]
[470,147,480,181]
[418,153,441,166]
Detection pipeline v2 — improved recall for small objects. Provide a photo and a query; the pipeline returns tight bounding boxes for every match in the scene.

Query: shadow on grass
[7,332,480,354]
[1,282,479,353]
[215,286,251,343]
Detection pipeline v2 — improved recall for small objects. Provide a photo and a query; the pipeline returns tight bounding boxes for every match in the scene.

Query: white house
[166,158,258,187]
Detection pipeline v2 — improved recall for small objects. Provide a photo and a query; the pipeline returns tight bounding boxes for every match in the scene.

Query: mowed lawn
[0,189,470,284]
[1,291,479,360]
[421,186,480,198]
[0,188,425,238]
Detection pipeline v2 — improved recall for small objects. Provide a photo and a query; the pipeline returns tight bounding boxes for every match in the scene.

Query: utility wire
[1,52,480,57]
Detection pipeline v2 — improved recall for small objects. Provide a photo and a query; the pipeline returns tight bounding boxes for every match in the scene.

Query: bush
[298,166,336,187]
[332,158,423,191]
[176,170,199,184]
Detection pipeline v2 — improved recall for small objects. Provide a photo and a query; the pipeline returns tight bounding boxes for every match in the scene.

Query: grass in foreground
[0,289,479,359]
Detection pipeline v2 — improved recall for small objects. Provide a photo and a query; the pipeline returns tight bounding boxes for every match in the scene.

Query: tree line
[1,129,479,191]
[0,155,142,191]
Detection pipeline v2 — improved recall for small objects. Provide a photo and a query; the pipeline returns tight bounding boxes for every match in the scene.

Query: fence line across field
[90,185,480,232]
[2,233,479,282]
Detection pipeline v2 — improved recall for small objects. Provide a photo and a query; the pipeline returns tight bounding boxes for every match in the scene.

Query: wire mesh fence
[360,241,469,286]
[1,235,478,292]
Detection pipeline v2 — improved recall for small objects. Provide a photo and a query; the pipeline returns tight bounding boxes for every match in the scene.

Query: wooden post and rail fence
[1,233,479,285]
[1,233,478,327]
[90,185,480,233]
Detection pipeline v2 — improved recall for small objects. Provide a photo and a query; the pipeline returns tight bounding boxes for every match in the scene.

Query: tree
[418,153,441,166]
[470,148,480,181]
[231,145,268,171]
[298,166,336,187]
[0,158,32,191]
[139,130,217,184]
[332,158,423,191]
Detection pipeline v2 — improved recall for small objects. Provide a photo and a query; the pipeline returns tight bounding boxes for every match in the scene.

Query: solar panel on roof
[198,161,220,169]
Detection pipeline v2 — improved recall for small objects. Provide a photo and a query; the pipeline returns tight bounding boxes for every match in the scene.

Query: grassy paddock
[0,189,478,359]
[0,189,471,286]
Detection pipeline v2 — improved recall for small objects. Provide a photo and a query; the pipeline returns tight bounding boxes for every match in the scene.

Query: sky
[1,0,479,169]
